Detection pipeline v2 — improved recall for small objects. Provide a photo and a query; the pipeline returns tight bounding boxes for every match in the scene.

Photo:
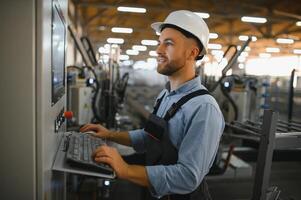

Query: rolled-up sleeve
[128,129,148,153]
[146,103,225,198]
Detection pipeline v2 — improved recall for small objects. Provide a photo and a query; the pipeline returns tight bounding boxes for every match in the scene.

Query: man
[80,10,224,200]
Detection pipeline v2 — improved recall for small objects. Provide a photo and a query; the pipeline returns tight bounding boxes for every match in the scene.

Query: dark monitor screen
[51,2,66,105]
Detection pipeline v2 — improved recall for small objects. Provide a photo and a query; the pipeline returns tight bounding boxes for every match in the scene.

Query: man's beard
[157,58,185,76]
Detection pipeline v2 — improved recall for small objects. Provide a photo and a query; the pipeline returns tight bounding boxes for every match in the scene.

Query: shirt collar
[165,76,201,95]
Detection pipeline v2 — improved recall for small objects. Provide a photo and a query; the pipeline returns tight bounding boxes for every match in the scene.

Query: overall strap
[152,92,166,114]
[164,89,210,121]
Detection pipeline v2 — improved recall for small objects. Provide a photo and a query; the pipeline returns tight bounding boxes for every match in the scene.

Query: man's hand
[93,146,129,179]
[79,124,110,139]
[80,124,132,146]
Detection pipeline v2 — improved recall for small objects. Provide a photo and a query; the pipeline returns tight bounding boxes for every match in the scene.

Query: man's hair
[161,24,204,60]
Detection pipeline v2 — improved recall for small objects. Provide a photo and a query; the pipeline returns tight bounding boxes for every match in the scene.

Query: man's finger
[80,124,98,132]
[95,156,112,165]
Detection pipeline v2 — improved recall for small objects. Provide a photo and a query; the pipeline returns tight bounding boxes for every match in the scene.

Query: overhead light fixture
[126,49,139,55]
[236,46,251,51]
[276,38,294,44]
[194,12,210,19]
[149,51,158,57]
[98,26,106,31]
[156,31,160,36]
[266,47,280,53]
[141,40,158,46]
[209,33,218,39]
[238,63,245,69]
[296,21,301,26]
[259,53,271,58]
[239,35,249,41]
[208,43,222,50]
[132,45,147,51]
[107,38,124,44]
[117,6,146,13]
[293,49,301,54]
[238,56,246,63]
[111,27,133,33]
[119,55,130,60]
[211,50,224,56]
[238,35,257,41]
[240,52,249,57]
[241,16,267,23]
[245,46,251,51]
[98,47,110,54]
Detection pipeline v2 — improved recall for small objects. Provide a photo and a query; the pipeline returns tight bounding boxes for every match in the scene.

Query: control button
[64,111,73,119]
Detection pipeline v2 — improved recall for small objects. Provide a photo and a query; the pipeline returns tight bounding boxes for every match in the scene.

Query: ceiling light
[117,6,146,13]
[111,27,133,33]
[238,56,246,63]
[266,47,280,53]
[293,49,301,54]
[156,31,160,36]
[241,16,267,23]
[194,12,210,19]
[149,51,158,57]
[296,21,301,26]
[245,46,251,51]
[259,53,271,58]
[239,35,257,41]
[208,43,222,50]
[107,38,124,44]
[237,46,251,51]
[141,40,158,46]
[276,38,294,44]
[132,45,147,51]
[119,55,130,60]
[211,50,224,56]
[98,47,110,54]
[241,52,249,57]
[126,49,139,55]
[209,33,218,39]
[239,35,249,41]
[238,63,245,69]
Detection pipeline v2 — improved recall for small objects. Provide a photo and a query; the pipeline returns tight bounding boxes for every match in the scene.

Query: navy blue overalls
[143,89,212,200]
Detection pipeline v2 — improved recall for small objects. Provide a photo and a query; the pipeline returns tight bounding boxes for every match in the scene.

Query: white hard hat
[151,10,209,56]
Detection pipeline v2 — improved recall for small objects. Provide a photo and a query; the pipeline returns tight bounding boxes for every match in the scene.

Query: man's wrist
[106,131,115,141]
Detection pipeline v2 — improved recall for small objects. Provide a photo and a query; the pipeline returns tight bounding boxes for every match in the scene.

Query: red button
[64,111,73,119]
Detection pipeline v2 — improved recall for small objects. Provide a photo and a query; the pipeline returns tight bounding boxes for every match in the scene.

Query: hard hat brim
[151,22,164,33]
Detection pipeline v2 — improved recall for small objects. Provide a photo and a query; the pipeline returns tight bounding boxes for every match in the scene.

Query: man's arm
[107,131,132,146]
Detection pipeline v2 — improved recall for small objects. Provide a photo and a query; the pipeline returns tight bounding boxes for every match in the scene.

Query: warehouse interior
[1,0,301,200]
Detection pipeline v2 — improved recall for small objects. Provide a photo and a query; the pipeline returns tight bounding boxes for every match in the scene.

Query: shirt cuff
[146,165,166,198]
[128,129,146,153]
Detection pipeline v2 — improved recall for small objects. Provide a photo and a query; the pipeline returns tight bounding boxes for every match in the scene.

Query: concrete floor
[67,161,301,200]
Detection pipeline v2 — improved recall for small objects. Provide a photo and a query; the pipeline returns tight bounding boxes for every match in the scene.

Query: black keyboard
[66,132,114,175]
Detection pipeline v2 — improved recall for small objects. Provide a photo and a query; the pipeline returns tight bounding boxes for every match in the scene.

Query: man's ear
[191,46,200,60]
[187,45,200,61]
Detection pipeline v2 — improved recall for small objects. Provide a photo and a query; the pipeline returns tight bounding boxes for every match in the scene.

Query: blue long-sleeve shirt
[129,77,225,198]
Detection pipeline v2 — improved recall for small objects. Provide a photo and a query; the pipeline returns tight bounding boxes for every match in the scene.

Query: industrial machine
[1,0,68,199]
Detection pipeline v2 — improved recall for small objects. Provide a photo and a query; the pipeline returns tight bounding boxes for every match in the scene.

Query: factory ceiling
[70,0,301,61]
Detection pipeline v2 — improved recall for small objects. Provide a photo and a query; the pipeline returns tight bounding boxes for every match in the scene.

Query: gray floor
[67,161,301,200]
[208,162,301,200]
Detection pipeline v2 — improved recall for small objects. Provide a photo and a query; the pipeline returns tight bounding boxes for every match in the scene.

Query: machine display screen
[51,3,66,105]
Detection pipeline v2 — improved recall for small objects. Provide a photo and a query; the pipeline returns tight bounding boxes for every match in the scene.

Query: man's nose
[156,43,164,55]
